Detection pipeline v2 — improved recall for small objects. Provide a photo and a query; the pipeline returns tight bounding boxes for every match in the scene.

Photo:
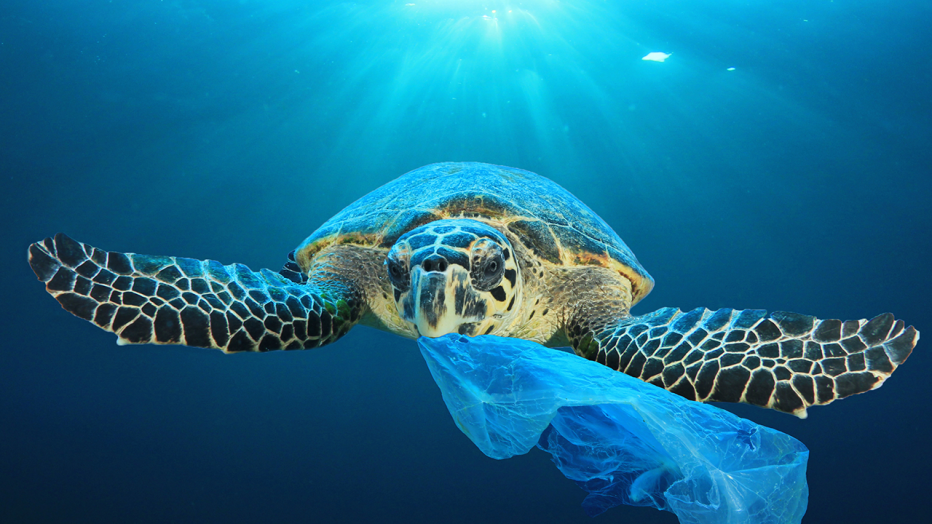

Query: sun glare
[266,0,811,191]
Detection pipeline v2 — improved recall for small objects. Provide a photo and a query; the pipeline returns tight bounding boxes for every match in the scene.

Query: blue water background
[1,1,929,522]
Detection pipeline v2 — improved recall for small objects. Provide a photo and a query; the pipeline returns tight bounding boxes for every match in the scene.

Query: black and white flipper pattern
[572,307,918,417]
[28,234,361,353]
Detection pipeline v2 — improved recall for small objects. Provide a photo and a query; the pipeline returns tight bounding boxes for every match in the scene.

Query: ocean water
[1,1,929,522]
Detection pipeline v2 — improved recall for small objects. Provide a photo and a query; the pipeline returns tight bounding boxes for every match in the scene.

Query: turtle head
[385,219,521,338]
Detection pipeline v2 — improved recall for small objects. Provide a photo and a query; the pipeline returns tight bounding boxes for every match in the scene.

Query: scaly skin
[28,234,363,352]
[565,282,918,418]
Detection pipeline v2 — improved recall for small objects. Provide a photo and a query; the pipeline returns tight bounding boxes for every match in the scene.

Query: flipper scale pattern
[588,307,918,417]
[29,234,359,352]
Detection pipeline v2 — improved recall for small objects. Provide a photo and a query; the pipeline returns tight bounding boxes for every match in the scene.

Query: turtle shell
[294,162,654,304]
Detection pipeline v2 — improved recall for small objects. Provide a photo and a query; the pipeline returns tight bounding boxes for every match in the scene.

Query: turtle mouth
[410,268,487,337]
[414,272,448,337]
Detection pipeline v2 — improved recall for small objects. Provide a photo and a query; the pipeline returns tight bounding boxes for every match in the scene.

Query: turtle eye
[471,249,505,291]
[386,256,410,291]
[484,260,499,277]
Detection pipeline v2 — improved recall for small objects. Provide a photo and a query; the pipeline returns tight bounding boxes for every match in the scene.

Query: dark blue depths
[1,1,930,523]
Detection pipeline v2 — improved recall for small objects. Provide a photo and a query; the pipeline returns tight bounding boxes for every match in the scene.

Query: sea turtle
[28,162,918,418]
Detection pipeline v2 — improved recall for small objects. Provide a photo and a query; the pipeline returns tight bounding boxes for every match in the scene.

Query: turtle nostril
[423,255,448,273]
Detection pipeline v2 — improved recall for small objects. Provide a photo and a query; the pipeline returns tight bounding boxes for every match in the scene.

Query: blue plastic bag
[418,334,809,524]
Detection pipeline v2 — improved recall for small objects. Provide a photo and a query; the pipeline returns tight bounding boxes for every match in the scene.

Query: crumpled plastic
[418,334,809,524]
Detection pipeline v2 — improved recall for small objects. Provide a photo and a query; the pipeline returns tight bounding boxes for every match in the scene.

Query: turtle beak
[410,264,487,338]
[412,270,454,337]
[403,263,490,338]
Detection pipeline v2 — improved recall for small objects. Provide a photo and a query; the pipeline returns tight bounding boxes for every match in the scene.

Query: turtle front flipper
[28,234,362,352]
[570,307,918,418]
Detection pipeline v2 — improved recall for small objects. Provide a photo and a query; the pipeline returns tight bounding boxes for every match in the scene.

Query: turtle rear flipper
[28,234,361,352]
[571,307,918,418]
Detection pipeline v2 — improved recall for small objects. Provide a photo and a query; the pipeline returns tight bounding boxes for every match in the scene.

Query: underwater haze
[1,1,930,522]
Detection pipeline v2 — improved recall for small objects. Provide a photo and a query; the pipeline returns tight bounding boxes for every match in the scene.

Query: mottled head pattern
[385,219,521,338]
